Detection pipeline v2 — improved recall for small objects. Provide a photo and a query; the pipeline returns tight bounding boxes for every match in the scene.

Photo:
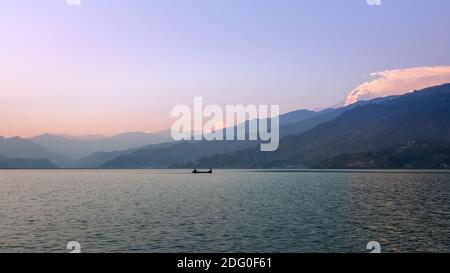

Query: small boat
[192,168,213,174]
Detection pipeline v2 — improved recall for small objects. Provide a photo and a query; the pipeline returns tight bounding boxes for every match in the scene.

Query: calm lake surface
[1,170,450,253]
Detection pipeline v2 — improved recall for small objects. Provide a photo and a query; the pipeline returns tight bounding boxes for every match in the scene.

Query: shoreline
[1,168,450,174]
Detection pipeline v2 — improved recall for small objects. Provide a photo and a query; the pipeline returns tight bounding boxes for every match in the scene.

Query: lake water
[1,170,450,253]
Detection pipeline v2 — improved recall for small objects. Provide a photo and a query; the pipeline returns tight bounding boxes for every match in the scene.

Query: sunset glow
[1,0,450,137]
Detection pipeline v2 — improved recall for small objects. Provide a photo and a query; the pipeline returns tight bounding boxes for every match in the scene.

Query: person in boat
[192,168,213,174]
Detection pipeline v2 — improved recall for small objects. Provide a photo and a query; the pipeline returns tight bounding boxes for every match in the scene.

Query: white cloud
[345,66,450,105]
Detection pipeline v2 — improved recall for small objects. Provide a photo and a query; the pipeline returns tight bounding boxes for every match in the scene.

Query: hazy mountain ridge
[0,101,343,168]
[30,131,173,159]
[0,134,177,168]
[76,141,178,168]
[0,157,57,169]
[2,83,450,169]
[99,98,394,168]
[0,136,75,167]
[182,83,450,169]
[99,109,324,168]
[101,141,259,168]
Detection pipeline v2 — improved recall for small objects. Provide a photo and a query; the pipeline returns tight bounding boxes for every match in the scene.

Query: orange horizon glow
[2,1,450,138]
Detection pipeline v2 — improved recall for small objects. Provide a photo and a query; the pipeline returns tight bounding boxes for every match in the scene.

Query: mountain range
[0,136,73,167]
[0,131,172,167]
[1,83,450,169]
[30,131,173,159]
[182,84,450,169]
[0,156,56,169]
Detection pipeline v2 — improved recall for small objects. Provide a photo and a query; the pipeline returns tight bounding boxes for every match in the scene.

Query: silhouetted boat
[192,168,213,174]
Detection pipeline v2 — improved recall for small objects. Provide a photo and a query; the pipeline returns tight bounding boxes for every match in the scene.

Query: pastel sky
[1,0,450,137]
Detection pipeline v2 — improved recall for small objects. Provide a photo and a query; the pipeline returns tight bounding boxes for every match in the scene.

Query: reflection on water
[0,170,449,253]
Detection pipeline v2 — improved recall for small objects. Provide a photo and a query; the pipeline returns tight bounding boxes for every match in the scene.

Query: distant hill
[98,108,323,168]
[182,83,450,169]
[318,142,450,169]
[30,131,173,159]
[6,84,449,169]
[0,137,73,167]
[0,157,57,169]
[0,107,327,168]
[99,102,387,168]
[277,109,318,125]
[77,141,177,168]
[101,141,258,168]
